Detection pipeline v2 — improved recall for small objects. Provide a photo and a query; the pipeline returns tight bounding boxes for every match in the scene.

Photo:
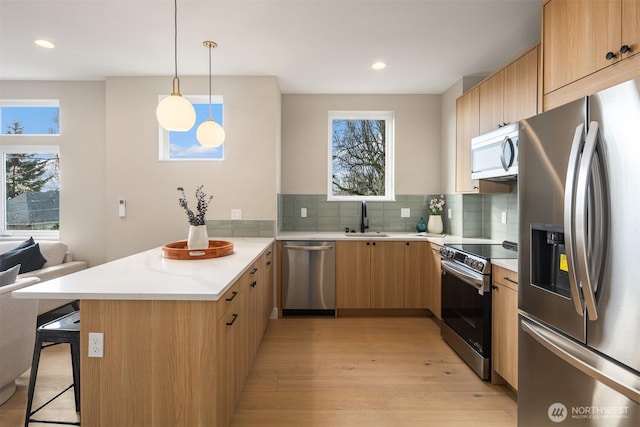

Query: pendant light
[156,0,196,132]
[196,41,226,147]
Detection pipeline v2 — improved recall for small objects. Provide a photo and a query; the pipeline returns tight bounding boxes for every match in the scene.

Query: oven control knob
[474,261,485,272]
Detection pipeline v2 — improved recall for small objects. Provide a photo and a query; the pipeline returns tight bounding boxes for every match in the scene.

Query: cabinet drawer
[492,265,518,291]
[217,281,243,321]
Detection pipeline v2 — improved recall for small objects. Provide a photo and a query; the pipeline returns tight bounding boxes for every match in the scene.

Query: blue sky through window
[169,102,224,159]
[1,106,60,134]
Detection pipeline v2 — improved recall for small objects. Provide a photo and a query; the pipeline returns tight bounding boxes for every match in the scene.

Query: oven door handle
[441,260,486,292]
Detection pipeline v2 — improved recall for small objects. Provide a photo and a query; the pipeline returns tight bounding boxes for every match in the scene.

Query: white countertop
[277,231,500,247]
[12,237,274,302]
[491,258,518,273]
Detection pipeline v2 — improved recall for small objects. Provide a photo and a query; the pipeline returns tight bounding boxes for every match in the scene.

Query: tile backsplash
[279,189,518,243]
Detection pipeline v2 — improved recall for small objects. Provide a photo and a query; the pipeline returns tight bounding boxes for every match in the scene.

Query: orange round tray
[162,240,234,260]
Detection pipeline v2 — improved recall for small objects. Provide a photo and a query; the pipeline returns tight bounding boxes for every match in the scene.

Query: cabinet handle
[491,285,498,290]
[266,261,271,266]
[503,277,518,285]
[473,186,478,190]
[250,280,257,288]
[406,242,410,246]
[226,291,238,302]
[266,251,272,256]
[226,313,239,326]
[250,268,258,275]
[606,51,617,60]
[620,45,632,54]
[372,242,376,246]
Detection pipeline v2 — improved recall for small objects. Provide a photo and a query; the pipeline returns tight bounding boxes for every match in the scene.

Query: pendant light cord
[174,0,178,79]
[208,44,213,119]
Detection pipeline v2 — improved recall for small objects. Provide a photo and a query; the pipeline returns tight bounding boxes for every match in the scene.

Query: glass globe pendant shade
[196,119,226,147]
[156,93,196,132]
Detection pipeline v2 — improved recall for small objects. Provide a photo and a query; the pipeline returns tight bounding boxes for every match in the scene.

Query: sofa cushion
[0,243,47,274]
[39,242,68,267]
[0,264,21,287]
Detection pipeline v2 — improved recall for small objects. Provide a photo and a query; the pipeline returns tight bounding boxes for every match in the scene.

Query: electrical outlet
[501,211,507,224]
[88,332,104,358]
[400,208,410,218]
[301,207,307,218]
[231,209,242,220]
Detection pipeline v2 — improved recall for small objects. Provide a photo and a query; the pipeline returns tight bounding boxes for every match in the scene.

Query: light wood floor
[0,316,516,427]
[232,317,516,426]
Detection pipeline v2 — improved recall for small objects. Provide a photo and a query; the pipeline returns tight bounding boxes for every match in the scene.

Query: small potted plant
[177,185,212,249]
[427,195,445,234]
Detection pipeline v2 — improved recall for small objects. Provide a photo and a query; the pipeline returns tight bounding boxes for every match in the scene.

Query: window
[1,99,60,135]
[1,146,60,238]
[158,95,224,161]
[328,111,395,201]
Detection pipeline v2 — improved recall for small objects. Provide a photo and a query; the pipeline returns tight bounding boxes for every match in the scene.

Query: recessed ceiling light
[371,61,387,70]
[35,39,55,49]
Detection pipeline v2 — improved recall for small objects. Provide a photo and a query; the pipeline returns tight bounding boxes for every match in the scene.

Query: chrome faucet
[360,200,369,233]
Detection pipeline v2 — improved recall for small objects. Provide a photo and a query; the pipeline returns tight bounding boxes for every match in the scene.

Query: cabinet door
[428,244,442,319]
[336,241,371,308]
[479,70,505,134]
[543,0,620,94]
[621,0,640,60]
[504,46,539,125]
[456,87,480,193]
[492,282,518,389]
[404,241,429,308]
[370,241,405,308]
[246,262,260,365]
[262,247,273,332]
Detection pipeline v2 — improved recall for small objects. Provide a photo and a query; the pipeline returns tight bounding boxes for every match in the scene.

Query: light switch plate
[401,208,410,218]
[447,208,452,219]
[231,209,242,220]
[501,211,507,224]
[301,208,307,218]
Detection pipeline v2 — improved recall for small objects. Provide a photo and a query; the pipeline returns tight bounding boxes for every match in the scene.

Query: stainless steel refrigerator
[518,78,640,426]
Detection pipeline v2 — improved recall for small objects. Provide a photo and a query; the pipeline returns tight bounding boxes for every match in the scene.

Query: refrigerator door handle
[575,122,601,321]
[521,315,640,404]
[564,123,585,317]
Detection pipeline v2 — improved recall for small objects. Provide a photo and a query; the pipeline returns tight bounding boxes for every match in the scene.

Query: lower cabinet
[491,265,519,390]
[427,243,442,319]
[336,240,430,310]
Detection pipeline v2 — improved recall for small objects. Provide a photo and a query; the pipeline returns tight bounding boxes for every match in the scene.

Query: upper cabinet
[542,0,640,109]
[456,45,538,193]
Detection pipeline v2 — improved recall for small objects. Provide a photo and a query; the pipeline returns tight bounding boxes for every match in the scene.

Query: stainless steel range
[439,243,517,380]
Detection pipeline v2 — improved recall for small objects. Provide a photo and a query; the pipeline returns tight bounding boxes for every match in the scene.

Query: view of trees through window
[329,111,394,200]
[1,103,60,232]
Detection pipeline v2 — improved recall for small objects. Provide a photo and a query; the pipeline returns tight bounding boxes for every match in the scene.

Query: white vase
[427,215,443,234]
[187,225,209,250]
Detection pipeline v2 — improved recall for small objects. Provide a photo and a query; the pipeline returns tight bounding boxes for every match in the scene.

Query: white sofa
[0,241,87,315]
[0,277,39,404]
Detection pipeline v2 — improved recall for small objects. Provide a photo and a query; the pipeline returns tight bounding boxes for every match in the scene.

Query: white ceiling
[0,0,543,94]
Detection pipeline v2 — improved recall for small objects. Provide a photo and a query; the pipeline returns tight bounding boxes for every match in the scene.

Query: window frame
[158,94,225,162]
[1,145,60,240]
[0,99,60,136]
[327,110,395,202]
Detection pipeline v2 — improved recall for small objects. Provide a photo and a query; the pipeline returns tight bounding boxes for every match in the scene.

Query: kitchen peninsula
[13,237,275,427]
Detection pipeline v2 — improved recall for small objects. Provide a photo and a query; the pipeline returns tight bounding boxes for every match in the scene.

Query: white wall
[104,76,280,260]
[281,94,441,195]
[0,81,107,267]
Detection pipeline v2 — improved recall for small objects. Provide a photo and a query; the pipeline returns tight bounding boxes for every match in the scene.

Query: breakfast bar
[13,237,275,427]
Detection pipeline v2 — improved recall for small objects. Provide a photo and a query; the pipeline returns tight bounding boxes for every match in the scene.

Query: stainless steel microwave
[471,122,518,180]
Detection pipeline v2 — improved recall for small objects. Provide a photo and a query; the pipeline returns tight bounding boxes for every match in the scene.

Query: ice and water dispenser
[530,224,571,298]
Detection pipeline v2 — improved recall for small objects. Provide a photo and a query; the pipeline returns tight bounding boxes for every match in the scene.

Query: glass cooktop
[445,243,518,261]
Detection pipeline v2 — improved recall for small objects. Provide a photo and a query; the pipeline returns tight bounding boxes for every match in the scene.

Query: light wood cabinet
[336,240,372,308]
[479,70,505,134]
[456,88,512,194]
[543,0,640,95]
[479,46,539,134]
[491,265,519,390]
[503,46,539,125]
[404,241,430,309]
[427,243,442,319]
[216,279,247,426]
[336,240,429,310]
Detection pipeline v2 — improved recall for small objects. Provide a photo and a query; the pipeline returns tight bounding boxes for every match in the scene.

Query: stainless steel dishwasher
[282,241,335,316]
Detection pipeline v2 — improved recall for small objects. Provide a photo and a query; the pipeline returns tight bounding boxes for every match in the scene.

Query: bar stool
[24,310,81,426]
